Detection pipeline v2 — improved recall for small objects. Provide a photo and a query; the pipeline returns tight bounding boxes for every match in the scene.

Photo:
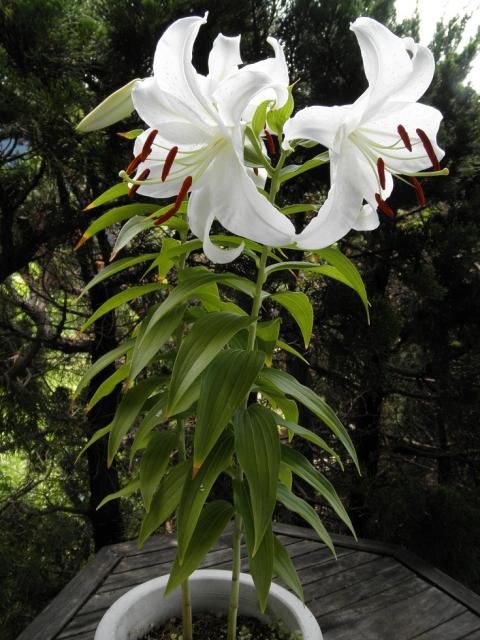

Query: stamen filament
[397,125,412,152]
[416,128,440,171]
[154,176,192,226]
[375,193,395,219]
[128,168,150,198]
[162,146,179,182]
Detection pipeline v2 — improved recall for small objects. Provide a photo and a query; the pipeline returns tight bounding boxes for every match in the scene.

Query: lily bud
[77,78,140,133]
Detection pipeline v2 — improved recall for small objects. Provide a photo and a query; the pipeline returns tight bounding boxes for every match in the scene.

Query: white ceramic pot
[94,569,322,640]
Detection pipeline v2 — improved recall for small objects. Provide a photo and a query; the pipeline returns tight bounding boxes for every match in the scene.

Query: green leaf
[316,248,369,320]
[110,216,155,260]
[277,482,335,556]
[165,500,234,594]
[273,535,304,601]
[266,85,294,136]
[271,291,313,348]
[96,478,140,510]
[130,392,168,461]
[140,431,178,512]
[84,182,129,211]
[138,461,190,547]
[117,128,144,140]
[278,461,293,491]
[234,480,274,612]
[108,377,162,465]
[167,313,254,417]
[281,445,355,536]
[85,363,129,412]
[279,151,329,183]
[280,204,318,216]
[77,204,160,247]
[194,349,265,470]
[276,340,310,365]
[75,424,111,463]
[273,413,343,469]
[235,405,280,555]
[256,319,281,365]
[77,255,157,299]
[177,432,234,562]
[74,339,135,398]
[81,283,166,332]
[129,306,185,382]
[259,368,359,472]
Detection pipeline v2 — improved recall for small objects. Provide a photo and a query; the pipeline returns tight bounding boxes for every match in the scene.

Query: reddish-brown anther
[375,193,395,219]
[125,154,143,176]
[154,175,192,226]
[263,129,276,156]
[416,128,440,171]
[377,157,386,190]
[411,176,426,207]
[128,168,150,198]
[162,146,179,182]
[140,128,159,161]
[397,124,412,152]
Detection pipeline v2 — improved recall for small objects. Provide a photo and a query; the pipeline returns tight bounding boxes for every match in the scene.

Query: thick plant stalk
[226,150,287,640]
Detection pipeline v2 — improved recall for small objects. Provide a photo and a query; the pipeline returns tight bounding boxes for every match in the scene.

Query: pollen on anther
[397,124,412,152]
[263,129,276,156]
[375,193,395,219]
[154,176,192,226]
[128,168,150,198]
[377,157,386,190]
[126,154,142,176]
[162,146,178,182]
[140,128,159,161]
[411,177,426,207]
[416,128,440,171]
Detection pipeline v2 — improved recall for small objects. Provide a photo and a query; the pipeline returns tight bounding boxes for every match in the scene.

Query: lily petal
[352,204,380,231]
[351,17,434,119]
[188,199,245,263]
[208,34,242,93]
[283,105,351,150]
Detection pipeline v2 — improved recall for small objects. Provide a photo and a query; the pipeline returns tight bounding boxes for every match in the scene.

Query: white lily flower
[284,17,447,250]
[124,14,294,262]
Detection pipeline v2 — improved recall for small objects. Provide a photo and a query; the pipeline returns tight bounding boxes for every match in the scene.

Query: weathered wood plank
[412,610,480,639]
[321,583,465,639]
[17,546,121,640]
[460,630,480,640]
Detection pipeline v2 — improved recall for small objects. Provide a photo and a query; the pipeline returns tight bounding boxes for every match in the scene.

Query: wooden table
[18,523,480,640]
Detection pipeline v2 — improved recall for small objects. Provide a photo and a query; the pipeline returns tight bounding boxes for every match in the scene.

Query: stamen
[397,124,412,152]
[125,154,143,176]
[415,128,440,171]
[264,129,276,156]
[411,177,426,206]
[140,128,159,161]
[375,193,395,219]
[128,168,150,198]
[377,157,386,190]
[254,168,259,176]
[162,146,178,182]
[154,176,192,226]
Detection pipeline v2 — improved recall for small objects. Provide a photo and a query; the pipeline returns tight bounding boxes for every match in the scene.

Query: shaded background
[0,1,479,637]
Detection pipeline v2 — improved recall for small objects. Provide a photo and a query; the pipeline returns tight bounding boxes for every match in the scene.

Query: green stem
[174,234,193,640]
[227,151,287,640]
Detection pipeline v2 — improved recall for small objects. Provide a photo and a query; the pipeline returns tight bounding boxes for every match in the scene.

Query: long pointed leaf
[139,431,178,512]
[176,432,234,562]
[235,405,280,555]
[96,478,140,511]
[165,500,234,594]
[194,350,265,471]
[271,291,313,348]
[74,339,135,398]
[167,313,253,416]
[273,535,304,601]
